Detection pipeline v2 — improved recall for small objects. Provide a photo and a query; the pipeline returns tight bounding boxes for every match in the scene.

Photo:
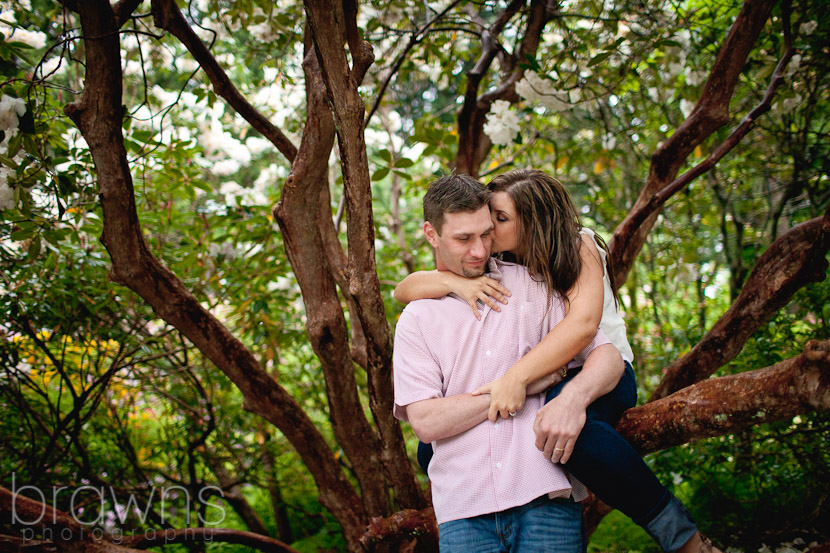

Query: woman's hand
[446,274,511,320]
[473,374,526,421]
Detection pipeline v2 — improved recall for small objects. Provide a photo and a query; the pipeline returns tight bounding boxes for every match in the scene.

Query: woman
[395,169,721,553]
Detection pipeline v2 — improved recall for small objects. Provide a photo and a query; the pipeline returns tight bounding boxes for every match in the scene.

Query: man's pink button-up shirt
[393,259,610,524]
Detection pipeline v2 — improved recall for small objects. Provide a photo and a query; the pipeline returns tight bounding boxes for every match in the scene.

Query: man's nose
[470,237,489,258]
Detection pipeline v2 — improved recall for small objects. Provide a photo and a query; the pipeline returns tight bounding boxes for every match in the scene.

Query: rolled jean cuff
[642,494,698,552]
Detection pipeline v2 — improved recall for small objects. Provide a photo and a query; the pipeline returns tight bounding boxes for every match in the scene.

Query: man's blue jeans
[438,495,583,553]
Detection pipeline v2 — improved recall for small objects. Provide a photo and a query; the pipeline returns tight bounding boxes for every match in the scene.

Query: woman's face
[489,191,519,255]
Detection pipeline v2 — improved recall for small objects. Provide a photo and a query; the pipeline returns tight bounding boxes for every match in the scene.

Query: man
[393,174,624,552]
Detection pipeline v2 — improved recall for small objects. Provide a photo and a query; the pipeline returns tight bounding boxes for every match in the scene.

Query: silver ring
[508,411,517,417]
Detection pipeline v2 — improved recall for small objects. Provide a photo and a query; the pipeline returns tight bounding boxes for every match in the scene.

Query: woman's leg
[547,363,703,552]
[417,440,433,474]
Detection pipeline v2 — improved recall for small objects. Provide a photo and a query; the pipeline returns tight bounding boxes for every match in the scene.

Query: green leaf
[10,227,36,241]
[371,167,389,181]
[27,236,41,258]
[588,51,613,67]
[377,149,392,162]
[393,158,414,168]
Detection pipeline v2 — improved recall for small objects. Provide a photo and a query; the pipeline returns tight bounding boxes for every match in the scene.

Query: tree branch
[150,0,298,162]
[652,213,830,400]
[456,0,553,176]
[608,0,778,285]
[359,508,438,552]
[124,527,301,552]
[359,339,830,546]
[304,0,428,514]
[64,0,362,534]
[0,486,83,535]
[113,0,145,27]
[273,39,389,527]
[621,339,830,454]
[610,35,795,287]
[365,0,465,127]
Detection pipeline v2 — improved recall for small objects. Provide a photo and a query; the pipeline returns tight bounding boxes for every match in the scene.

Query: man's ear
[424,221,440,249]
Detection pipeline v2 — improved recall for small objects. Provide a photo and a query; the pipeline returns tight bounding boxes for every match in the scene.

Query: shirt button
[496,462,502,469]
[486,350,492,356]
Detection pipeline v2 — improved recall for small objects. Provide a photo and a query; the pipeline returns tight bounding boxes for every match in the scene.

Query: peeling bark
[303,0,428,513]
[273,42,388,527]
[455,0,552,176]
[64,0,364,539]
[620,340,830,454]
[359,508,438,552]
[608,0,777,285]
[652,214,830,400]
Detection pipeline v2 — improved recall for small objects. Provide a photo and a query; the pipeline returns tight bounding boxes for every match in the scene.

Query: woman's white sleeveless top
[579,228,634,363]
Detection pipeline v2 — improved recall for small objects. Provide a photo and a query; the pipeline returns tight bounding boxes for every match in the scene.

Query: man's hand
[532,389,587,465]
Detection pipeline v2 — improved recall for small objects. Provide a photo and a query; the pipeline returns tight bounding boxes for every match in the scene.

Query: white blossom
[246,136,272,156]
[773,93,803,115]
[177,57,199,73]
[37,56,66,78]
[0,171,15,211]
[254,163,285,189]
[516,72,571,112]
[249,21,277,42]
[267,276,294,292]
[220,241,238,258]
[685,68,707,87]
[680,99,696,118]
[799,20,818,35]
[668,61,685,79]
[675,29,692,49]
[783,54,801,78]
[4,28,47,49]
[575,129,594,141]
[219,181,243,202]
[212,159,241,176]
[482,100,520,146]
[0,94,26,132]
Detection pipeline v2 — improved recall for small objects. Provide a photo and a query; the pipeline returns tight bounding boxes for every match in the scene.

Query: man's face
[424,205,493,278]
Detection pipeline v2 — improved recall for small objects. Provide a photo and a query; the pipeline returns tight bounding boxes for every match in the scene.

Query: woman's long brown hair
[488,169,618,306]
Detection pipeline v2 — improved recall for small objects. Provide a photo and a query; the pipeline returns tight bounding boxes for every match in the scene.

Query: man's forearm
[559,343,624,408]
[405,393,491,443]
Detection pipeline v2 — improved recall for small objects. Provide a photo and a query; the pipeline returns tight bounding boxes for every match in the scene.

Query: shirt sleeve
[392,308,444,421]
[569,327,612,367]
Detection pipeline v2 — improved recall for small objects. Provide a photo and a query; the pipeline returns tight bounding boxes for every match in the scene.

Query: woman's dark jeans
[545,362,667,522]
[417,362,698,551]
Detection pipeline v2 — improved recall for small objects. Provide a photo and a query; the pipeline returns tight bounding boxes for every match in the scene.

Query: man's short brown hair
[423,174,492,234]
